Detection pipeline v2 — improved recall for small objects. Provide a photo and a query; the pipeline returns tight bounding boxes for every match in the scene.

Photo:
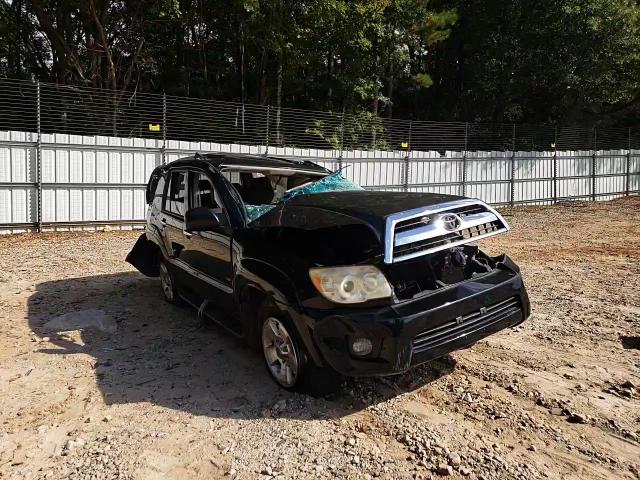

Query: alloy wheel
[159,262,174,302]
[262,317,300,388]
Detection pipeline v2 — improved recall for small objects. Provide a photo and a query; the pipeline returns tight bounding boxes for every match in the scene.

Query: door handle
[160,217,167,226]
[183,230,192,239]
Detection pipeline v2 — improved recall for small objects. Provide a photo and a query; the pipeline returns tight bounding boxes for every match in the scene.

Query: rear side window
[164,171,187,217]
[152,175,165,210]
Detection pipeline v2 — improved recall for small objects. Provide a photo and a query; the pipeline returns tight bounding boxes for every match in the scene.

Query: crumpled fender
[125,233,160,277]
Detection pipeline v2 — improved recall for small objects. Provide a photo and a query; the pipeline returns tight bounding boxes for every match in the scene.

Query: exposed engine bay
[386,245,497,300]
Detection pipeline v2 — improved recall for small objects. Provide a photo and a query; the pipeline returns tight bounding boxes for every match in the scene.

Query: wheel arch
[235,274,324,368]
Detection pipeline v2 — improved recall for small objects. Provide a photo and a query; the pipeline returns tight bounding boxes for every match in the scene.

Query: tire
[260,313,342,396]
[159,259,181,304]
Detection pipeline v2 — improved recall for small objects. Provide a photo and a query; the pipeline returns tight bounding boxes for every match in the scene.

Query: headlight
[309,265,392,304]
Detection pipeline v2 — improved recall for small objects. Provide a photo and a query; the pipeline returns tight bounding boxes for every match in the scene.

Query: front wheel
[262,317,303,389]
[260,315,343,396]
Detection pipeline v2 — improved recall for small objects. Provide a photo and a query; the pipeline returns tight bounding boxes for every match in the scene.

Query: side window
[164,170,187,217]
[190,172,225,216]
[191,173,218,209]
[152,175,165,210]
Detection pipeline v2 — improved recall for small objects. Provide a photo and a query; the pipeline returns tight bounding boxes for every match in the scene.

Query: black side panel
[126,234,160,277]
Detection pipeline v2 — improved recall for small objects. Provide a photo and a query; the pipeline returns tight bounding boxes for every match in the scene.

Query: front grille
[384,199,509,263]
[412,297,521,354]
[394,220,502,258]
[395,205,486,233]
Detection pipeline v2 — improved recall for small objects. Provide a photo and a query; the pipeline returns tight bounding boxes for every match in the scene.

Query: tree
[425,0,640,125]
[1,0,639,127]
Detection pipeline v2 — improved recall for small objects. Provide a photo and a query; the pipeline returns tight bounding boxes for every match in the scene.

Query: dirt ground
[0,197,639,480]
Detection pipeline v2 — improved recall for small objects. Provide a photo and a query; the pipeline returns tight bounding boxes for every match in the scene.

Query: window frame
[189,170,221,210]
[187,169,231,228]
[162,168,189,220]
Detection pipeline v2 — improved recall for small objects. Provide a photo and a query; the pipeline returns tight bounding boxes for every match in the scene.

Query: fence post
[461,123,468,197]
[553,125,558,204]
[591,127,597,201]
[161,93,167,165]
[626,127,631,197]
[403,120,412,192]
[337,112,345,172]
[264,105,270,156]
[510,124,516,207]
[36,80,42,233]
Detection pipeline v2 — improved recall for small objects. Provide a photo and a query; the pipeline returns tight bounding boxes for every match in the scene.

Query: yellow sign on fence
[148,123,161,132]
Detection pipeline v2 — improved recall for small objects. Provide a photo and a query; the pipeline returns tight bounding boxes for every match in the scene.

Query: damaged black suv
[127,153,530,392]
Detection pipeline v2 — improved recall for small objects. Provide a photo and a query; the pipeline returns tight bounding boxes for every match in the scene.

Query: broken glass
[244,172,362,222]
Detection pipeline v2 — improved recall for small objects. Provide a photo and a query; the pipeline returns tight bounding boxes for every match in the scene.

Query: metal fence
[0,78,639,232]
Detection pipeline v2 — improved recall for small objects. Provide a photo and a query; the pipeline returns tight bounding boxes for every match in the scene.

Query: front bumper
[303,256,530,377]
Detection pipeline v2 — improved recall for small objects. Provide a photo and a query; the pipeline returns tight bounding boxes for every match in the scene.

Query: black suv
[127,153,530,392]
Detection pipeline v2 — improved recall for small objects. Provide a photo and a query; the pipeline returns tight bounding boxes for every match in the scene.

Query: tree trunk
[327,52,333,110]
[240,23,246,103]
[386,61,394,119]
[275,52,283,145]
[10,0,23,75]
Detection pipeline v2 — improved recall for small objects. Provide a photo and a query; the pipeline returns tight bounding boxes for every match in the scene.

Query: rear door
[160,169,189,279]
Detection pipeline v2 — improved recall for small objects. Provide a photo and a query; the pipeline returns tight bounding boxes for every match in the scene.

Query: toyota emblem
[438,213,462,231]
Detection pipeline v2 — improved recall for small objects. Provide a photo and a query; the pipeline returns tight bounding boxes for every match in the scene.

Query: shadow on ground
[620,336,640,350]
[27,272,455,420]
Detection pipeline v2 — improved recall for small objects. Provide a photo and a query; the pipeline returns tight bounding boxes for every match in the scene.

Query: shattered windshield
[242,172,362,222]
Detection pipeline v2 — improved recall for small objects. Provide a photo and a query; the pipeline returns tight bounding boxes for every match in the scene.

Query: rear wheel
[159,259,180,304]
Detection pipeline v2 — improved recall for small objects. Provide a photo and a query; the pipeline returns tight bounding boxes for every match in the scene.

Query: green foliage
[425,0,640,125]
[306,111,389,150]
[0,0,639,126]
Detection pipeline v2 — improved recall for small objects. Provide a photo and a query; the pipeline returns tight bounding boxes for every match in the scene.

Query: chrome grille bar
[384,199,509,263]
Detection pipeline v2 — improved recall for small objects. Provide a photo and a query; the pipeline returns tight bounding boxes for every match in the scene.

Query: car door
[180,170,234,313]
[160,169,188,261]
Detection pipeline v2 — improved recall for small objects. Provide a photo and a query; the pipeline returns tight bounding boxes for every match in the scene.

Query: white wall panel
[69,189,83,221]
[122,152,134,183]
[1,130,638,231]
[55,150,69,183]
[121,189,133,220]
[0,187,35,224]
[41,189,55,222]
[96,151,109,183]
[0,189,11,222]
[596,175,626,196]
[41,149,55,182]
[83,151,96,183]
[96,189,109,220]
[108,152,121,183]
[55,189,69,221]
[515,180,553,202]
[133,189,146,220]
[83,189,96,221]
[0,147,10,182]
[69,150,82,183]
[11,148,27,182]
[108,189,121,219]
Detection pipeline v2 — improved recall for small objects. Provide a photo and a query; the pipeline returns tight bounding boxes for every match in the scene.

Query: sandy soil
[0,197,638,480]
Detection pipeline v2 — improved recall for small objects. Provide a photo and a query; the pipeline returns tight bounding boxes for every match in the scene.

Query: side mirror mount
[185,207,226,232]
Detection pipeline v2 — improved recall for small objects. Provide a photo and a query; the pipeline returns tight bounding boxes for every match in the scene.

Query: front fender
[235,258,325,367]
[236,257,299,308]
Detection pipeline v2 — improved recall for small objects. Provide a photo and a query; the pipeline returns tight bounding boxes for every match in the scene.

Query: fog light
[351,338,373,356]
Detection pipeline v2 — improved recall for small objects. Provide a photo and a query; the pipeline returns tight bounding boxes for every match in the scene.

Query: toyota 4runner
[127,153,531,392]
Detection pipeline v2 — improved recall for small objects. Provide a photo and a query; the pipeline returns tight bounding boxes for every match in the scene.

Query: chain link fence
[0,77,639,232]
